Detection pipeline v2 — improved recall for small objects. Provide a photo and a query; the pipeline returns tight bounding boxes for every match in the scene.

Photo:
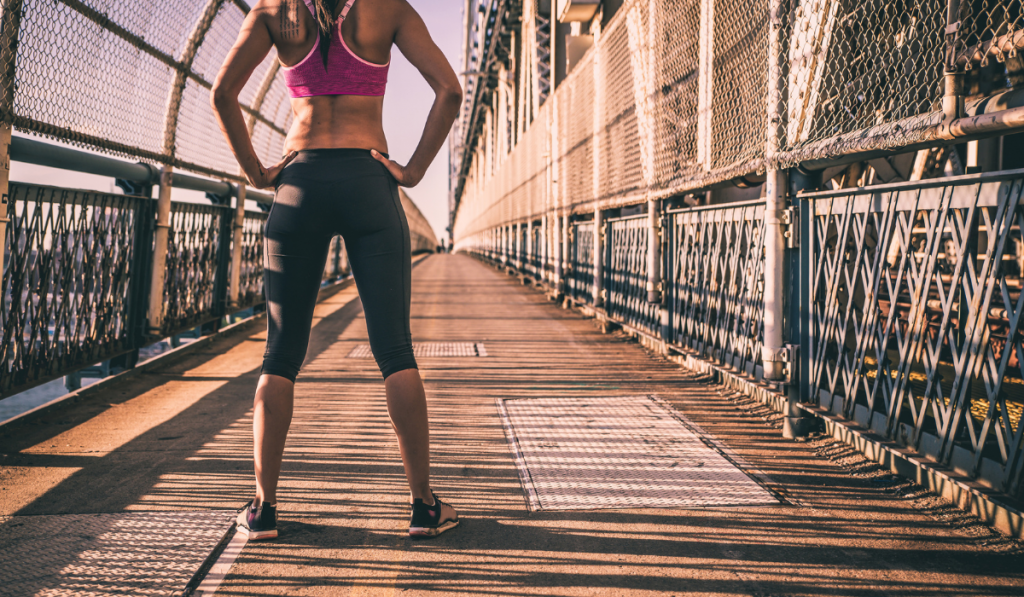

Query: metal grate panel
[0,510,235,596]
[498,395,779,511]
[347,342,486,359]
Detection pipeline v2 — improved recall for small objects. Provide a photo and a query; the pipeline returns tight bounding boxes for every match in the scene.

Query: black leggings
[261,148,416,381]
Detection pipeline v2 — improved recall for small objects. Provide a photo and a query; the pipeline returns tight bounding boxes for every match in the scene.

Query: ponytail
[312,0,341,68]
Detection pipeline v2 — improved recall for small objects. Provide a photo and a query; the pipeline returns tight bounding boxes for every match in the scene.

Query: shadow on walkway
[1,255,1022,596]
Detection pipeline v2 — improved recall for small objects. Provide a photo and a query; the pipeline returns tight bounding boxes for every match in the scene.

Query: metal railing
[569,221,594,304]
[605,214,658,335]
[0,183,153,396]
[806,170,1024,497]
[462,170,1024,500]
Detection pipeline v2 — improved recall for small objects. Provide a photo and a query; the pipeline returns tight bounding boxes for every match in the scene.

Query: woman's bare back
[212,0,460,189]
[262,0,406,153]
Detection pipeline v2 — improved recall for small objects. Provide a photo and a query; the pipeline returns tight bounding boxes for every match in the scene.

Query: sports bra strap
[339,0,356,21]
[299,0,356,23]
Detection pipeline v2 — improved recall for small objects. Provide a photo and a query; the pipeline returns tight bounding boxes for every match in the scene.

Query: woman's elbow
[442,83,463,107]
[210,84,236,112]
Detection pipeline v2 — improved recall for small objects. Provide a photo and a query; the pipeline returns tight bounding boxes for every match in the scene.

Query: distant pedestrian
[211,0,462,540]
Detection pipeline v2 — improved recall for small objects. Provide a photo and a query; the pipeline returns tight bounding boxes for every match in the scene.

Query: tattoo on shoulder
[281,0,300,39]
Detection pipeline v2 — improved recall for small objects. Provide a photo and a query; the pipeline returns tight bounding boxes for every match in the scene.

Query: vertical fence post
[148,167,174,333]
[0,122,10,285]
[526,220,534,276]
[553,212,562,293]
[517,222,523,271]
[339,237,349,276]
[228,183,246,307]
[785,169,819,438]
[942,0,965,122]
[763,0,787,384]
[0,0,24,284]
[565,215,573,299]
[210,198,234,332]
[542,216,550,283]
[799,173,815,424]
[593,208,604,307]
[647,199,662,304]
[660,209,672,342]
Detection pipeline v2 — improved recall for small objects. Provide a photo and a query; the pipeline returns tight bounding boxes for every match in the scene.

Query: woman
[211,0,463,540]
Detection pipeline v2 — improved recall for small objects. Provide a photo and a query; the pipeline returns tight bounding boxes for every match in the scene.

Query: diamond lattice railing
[605,214,658,335]
[0,184,152,397]
[570,222,595,305]
[809,175,1024,495]
[667,202,766,378]
[162,202,231,336]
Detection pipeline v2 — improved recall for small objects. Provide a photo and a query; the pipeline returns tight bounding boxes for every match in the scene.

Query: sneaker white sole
[237,524,278,540]
[409,518,459,538]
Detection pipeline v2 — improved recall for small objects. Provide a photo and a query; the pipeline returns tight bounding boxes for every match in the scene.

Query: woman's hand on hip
[247,151,298,189]
[371,150,423,187]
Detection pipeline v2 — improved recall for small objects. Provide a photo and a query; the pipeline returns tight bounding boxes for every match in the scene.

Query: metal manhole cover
[347,342,487,358]
[0,510,236,596]
[497,395,781,511]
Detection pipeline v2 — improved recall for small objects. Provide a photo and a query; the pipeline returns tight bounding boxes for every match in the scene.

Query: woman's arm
[211,2,296,189]
[370,3,463,187]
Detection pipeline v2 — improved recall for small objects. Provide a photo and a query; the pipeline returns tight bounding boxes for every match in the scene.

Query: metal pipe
[148,167,174,333]
[10,136,158,183]
[954,27,1024,70]
[9,135,277,203]
[228,183,246,306]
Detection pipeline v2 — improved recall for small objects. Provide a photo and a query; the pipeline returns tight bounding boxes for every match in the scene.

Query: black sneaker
[408,492,459,538]
[236,499,278,540]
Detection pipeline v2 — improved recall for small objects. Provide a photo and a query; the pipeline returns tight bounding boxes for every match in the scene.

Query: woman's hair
[312,0,341,68]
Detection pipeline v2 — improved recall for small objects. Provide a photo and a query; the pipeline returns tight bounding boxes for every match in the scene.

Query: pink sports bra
[281,0,389,98]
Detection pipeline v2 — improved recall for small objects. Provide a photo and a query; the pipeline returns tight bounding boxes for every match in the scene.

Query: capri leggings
[261,148,416,381]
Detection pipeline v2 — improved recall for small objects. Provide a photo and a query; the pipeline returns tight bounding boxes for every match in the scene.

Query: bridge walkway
[1,254,1021,596]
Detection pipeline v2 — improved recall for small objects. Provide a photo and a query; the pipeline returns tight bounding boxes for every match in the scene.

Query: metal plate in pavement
[497,395,780,511]
[0,510,236,596]
[347,342,486,358]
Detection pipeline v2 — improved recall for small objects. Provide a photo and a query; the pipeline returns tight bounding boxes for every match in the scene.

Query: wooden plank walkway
[1,253,1022,596]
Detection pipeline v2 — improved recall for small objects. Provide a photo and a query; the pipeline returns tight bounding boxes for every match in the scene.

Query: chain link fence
[2,0,291,179]
[451,0,1024,510]
[453,0,1024,238]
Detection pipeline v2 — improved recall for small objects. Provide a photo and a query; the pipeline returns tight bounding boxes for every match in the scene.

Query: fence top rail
[665,199,767,216]
[605,213,649,224]
[798,168,1024,200]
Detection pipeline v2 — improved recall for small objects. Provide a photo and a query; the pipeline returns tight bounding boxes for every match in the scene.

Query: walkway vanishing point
[1,254,1022,596]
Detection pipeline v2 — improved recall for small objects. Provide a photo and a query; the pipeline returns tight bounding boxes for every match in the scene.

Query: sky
[10,0,466,242]
[382,0,465,239]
